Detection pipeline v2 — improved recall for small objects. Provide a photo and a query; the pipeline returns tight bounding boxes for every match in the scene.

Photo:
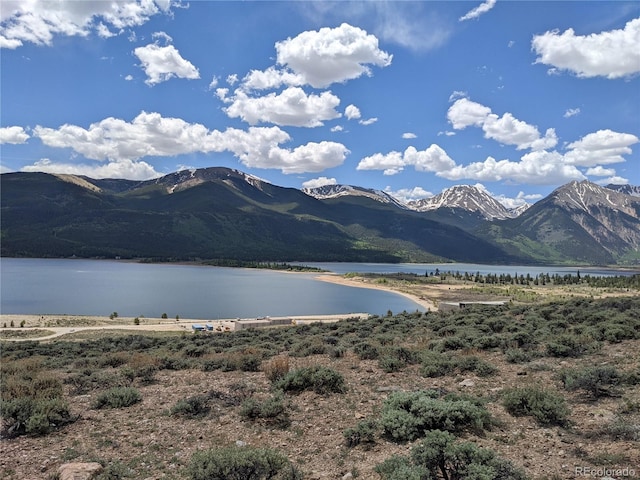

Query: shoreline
[314,273,438,312]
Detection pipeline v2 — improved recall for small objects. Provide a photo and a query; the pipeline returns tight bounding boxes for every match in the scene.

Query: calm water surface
[0,258,423,319]
[2,259,635,319]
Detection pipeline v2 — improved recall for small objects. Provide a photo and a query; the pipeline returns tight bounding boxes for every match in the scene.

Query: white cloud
[0,126,30,144]
[447,97,491,129]
[345,104,361,120]
[357,150,406,175]
[222,87,341,127]
[331,125,344,132]
[208,76,219,90]
[31,111,350,175]
[441,150,585,184]
[359,117,378,126]
[532,17,640,79]
[384,186,433,203]
[302,176,337,189]
[494,190,543,209]
[447,97,558,150]
[459,0,497,22]
[564,129,639,167]
[124,74,133,81]
[275,23,392,88]
[596,175,628,185]
[151,30,172,44]
[134,43,200,85]
[585,166,616,177]
[0,0,176,49]
[402,132,417,139]
[21,157,161,180]
[437,131,456,137]
[357,144,456,176]
[240,67,304,91]
[226,74,239,85]
[563,107,581,118]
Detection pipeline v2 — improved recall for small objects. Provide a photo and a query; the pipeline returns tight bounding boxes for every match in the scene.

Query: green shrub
[343,418,379,448]
[380,390,491,442]
[240,393,290,428]
[376,430,526,480]
[502,385,569,426]
[353,342,380,360]
[171,395,210,418]
[1,397,74,436]
[187,446,300,480]
[560,366,622,398]
[546,334,599,358]
[504,349,532,364]
[92,387,141,409]
[420,352,497,378]
[275,366,346,395]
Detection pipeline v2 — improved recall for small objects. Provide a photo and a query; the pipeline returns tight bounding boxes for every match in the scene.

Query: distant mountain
[303,184,407,209]
[3,170,638,265]
[0,168,515,264]
[606,184,640,197]
[478,180,640,264]
[406,185,515,220]
[508,203,531,217]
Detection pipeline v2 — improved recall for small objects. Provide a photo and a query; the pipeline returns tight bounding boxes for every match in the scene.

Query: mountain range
[1,167,639,266]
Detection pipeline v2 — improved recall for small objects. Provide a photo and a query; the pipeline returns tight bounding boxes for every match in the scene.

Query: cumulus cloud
[447,97,558,150]
[384,186,433,203]
[134,42,200,85]
[0,126,30,144]
[345,104,361,120]
[0,0,176,49]
[532,17,640,79]
[302,176,337,189]
[241,67,304,91]
[441,151,585,184]
[586,166,616,177]
[275,23,392,88]
[494,190,543,209]
[402,132,417,139]
[459,0,497,22]
[564,129,639,167]
[222,87,341,127]
[596,175,628,185]
[357,144,456,176]
[21,157,161,180]
[31,111,349,175]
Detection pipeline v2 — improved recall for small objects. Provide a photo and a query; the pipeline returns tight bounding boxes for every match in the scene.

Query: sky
[1,1,639,208]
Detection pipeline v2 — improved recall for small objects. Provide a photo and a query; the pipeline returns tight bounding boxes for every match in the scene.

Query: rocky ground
[1,336,638,480]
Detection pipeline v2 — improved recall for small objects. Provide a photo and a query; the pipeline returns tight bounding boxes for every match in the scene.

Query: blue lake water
[1,259,635,319]
[0,258,423,319]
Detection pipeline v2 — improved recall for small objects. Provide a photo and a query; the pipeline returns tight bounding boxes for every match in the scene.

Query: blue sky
[1,1,639,208]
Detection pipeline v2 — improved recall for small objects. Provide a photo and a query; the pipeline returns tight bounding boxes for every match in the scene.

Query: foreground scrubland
[1,295,639,479]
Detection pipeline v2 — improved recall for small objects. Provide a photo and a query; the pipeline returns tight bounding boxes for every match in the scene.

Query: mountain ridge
[2,168,639,265]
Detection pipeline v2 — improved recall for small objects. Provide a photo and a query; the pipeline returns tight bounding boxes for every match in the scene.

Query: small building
[439,300,506,312]
[192,324,205,331]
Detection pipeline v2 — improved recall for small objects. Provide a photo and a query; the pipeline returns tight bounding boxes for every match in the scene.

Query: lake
[2,259,635,320]
[0,258,423,319]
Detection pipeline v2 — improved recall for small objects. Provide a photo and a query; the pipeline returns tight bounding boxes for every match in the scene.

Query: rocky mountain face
[406,185,519,220]
[606,184,640,197]
[303,184,407,209]
[479,180,640,264]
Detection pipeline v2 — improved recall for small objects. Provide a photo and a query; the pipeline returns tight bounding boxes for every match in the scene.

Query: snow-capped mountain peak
[406,185,515,220]
[303,184,407,209]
